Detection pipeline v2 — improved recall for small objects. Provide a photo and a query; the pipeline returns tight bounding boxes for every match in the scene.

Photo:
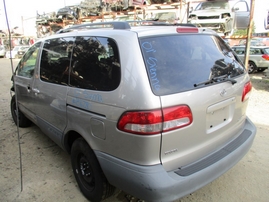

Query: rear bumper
[95,117,256,202]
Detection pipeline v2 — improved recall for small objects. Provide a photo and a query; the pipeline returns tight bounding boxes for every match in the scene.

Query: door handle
[32,88,40,94]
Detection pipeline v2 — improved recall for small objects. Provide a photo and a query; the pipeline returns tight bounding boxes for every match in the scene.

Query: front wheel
[248,61,257,74]
[71,138,115,202]
[10,95,32,127]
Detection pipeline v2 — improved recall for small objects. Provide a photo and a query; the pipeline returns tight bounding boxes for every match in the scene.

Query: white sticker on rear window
[141,41,160,91]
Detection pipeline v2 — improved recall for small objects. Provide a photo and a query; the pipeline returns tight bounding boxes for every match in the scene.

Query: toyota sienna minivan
[11,21,256,202]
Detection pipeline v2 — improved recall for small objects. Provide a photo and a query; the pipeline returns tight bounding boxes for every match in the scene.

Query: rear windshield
[140,34,245,96]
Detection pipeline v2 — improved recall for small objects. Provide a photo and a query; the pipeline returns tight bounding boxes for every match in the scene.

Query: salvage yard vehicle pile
[35,0,189,37]
[188,0,250,36]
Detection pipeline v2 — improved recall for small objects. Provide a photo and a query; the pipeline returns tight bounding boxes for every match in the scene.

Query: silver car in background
[232,45,269,73]
[10,22,256,202]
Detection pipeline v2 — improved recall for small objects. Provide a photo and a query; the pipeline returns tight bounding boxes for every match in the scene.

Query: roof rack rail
[56,21,131,34]
[56,21,197,34]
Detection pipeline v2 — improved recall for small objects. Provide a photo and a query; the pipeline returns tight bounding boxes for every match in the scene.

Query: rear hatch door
[139,33,250,171]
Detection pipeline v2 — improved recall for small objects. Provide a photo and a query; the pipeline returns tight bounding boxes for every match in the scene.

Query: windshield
[196,1,229,10]
[140,34,245,96]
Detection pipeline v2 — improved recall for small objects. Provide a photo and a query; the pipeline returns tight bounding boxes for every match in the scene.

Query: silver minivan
[11,22,256,202]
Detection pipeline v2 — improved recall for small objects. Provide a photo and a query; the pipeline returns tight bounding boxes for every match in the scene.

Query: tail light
[117,105,193,135]
[262,54,269,60]
[242,81,252,102]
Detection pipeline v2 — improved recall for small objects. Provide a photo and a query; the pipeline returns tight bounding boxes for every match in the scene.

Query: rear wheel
[248,61,257,74]
[71,138,115,202]
[10,95,32,127]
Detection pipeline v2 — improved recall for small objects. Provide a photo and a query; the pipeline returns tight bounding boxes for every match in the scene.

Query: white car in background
[188,0,250,36]
[5,45,29,59]
[0,45,6,58]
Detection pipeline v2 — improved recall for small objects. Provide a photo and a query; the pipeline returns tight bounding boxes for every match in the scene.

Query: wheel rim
[248,63,254,73]
[77,154,95,190]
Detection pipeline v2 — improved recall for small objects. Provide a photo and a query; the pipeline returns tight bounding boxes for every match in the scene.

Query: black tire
[71,138,115,202]
[10,95,32,127]
[248,61,257,74]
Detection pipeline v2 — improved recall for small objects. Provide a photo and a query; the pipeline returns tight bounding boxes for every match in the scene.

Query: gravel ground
[0,58,268,202]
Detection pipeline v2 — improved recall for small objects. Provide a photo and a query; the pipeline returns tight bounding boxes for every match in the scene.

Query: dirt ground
[0,58,269,202]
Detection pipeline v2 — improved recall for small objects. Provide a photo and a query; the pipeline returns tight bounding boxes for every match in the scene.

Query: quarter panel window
[70,36,121,91]
[17,42,41,78]
[263,48,269,54]
[40,37,75,85]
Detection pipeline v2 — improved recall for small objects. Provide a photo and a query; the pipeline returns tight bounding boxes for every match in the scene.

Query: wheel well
[64,130,83,154]
[249,60,256,65]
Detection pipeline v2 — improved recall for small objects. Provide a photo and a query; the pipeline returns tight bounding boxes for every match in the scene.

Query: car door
[232,0,250,29]
[14,42,42,122]
[31,36,75,146]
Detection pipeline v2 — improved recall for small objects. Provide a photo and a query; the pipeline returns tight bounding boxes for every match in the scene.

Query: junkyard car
[0,45,6,58]
[11,21,256,202]
[17,46,30,59]
[144,4,182,24]
[188,0,250,35]
[232,45,269,73]
[56,6,78,19]
[5,45,29,59]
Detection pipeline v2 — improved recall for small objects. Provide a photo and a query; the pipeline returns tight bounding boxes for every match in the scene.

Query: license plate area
[206,97,236,133]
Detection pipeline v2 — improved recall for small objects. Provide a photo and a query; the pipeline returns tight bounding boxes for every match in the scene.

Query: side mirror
[232,7,239,12]
[189,7,193,13]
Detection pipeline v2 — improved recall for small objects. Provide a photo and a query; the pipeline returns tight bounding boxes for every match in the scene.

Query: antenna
[2,0,24,192]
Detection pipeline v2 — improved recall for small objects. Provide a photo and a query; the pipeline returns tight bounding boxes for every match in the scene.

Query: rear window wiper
[194,74,237,87]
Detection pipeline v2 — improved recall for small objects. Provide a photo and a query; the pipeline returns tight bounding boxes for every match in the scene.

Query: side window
[254,49,261,54]
[234,48,245,55]
[40,37,75,85]
[249,48,256,55]
[70,36,121,91]
[17,42,41,78]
